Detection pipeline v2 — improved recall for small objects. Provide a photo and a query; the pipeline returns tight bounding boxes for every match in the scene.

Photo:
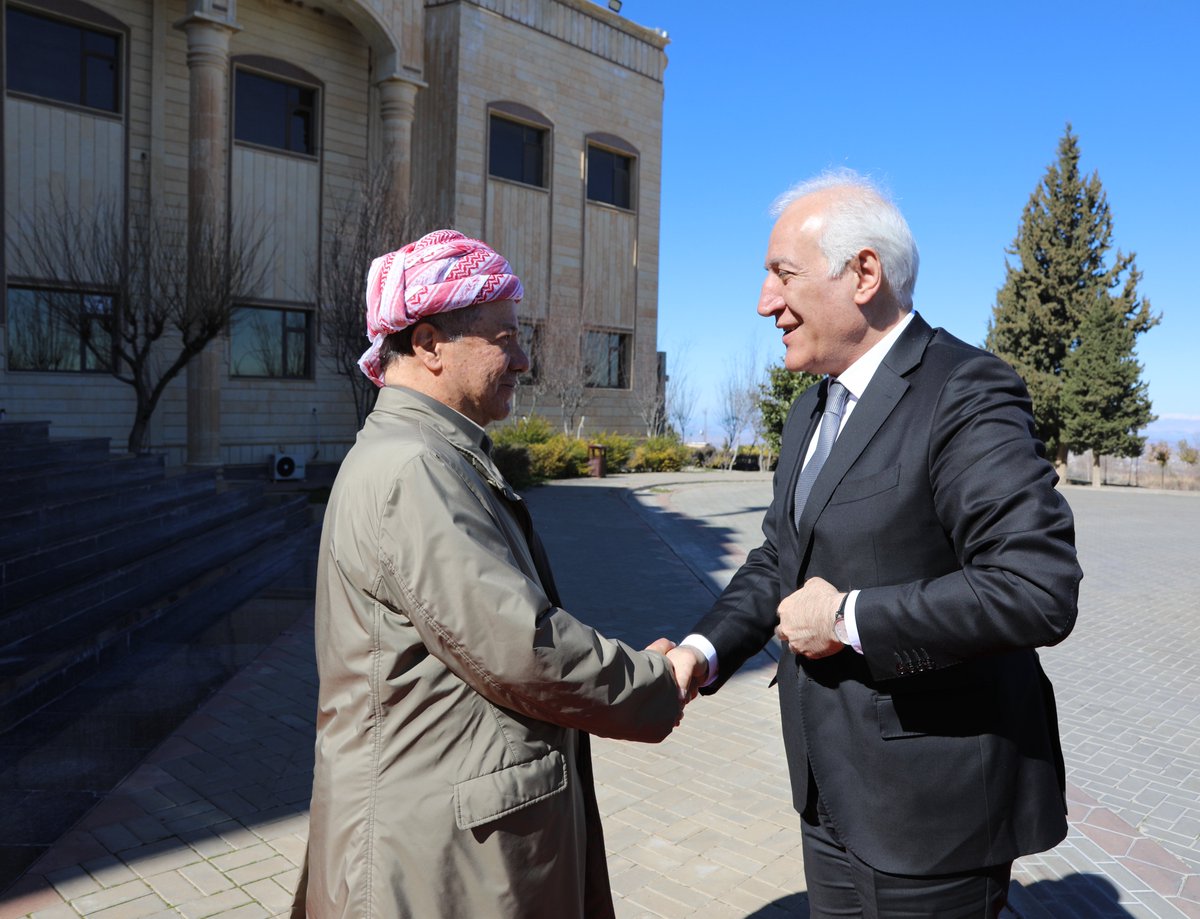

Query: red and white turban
[358,229,524,387]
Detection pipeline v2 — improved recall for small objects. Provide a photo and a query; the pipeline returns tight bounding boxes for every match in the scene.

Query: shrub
[493,414,555,447]
[588,431,635,472]
[492,443,534,489]
[528,435,588,479]
[631,435,692,472]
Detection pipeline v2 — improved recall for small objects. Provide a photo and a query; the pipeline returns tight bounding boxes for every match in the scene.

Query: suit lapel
[776,384,823,557]
[793,315,936,553]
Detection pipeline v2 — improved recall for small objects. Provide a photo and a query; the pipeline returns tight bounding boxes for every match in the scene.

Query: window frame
[4,284,115,373]
[487,102,553,190]
[584,328,631,390]
[4,1,126,117]
[585,133,638,212]
[228,302,314,380]
[231,58,322,160]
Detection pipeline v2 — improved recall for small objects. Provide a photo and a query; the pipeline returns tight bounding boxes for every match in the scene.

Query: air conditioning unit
[271,452,306,481]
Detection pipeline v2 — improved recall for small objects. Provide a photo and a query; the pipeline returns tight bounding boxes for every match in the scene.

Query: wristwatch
[833,592,850,645]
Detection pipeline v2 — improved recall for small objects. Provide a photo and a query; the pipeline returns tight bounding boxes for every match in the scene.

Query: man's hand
[775,576,844,660]
[644,638,707,705]
[645,638,686,721]
[666,646,708,704]
[644,637,676,656]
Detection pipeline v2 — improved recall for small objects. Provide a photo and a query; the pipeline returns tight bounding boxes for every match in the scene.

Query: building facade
[1,0,668,468]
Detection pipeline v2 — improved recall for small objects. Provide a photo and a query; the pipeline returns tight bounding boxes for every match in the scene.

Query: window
[587,145,633,209]
[5,286,113,372]
[230,306,311,378]
[585,330,630,389]
[518,320,540,382]
[5,7,120,113]
[489,115,547,187]
[234,69,317,155]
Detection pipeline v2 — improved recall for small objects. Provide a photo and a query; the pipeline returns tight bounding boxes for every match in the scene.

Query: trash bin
[587,444,607,478]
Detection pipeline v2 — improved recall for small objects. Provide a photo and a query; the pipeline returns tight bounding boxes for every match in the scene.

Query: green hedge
[528,435,589,479]
[631,435,692,472]
[493,415,555,446]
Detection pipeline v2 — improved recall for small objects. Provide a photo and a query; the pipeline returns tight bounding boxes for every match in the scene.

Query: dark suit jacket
[692,314,1081,875]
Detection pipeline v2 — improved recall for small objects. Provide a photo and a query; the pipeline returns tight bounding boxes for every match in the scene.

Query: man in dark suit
[665,170,1081,916]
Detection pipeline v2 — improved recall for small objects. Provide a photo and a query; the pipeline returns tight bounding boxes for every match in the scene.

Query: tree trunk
[1055,442,1069,482]
[1091,453,1102,487]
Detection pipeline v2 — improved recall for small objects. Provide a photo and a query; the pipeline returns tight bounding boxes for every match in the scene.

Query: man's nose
[758,276,783,317]
[512,344,531,374]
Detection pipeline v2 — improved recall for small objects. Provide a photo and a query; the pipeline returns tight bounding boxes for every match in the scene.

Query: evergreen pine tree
[985,125,1157,474]
[1060,291,1155,485]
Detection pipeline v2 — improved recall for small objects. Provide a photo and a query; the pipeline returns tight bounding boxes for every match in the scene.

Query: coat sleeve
[370,449,680,742]
[856,354,1082,681]
[689,393,814,692]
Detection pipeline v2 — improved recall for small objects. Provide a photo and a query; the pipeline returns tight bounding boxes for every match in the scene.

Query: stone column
[377,75,424,216]
[177,13,239,468]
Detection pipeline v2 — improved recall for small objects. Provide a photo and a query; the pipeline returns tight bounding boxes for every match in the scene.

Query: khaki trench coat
[295,387,679,918]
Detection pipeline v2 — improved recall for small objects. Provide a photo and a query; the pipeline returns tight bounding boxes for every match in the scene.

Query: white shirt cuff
[844,589,864,654]
[680,634,719,686]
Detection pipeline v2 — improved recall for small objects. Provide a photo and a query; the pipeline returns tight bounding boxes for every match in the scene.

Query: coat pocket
[829,464,900,505]
[453,749,567,830]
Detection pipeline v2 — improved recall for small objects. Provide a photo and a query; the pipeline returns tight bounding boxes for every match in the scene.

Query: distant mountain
[1143,415,1200,445]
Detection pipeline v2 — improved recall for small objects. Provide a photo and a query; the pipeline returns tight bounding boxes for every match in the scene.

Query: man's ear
[410,321,444,372]
[852,248,884,305]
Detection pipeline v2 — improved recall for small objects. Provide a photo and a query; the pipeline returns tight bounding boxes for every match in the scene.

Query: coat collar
[372,386,516,497]
[788,313,936,551]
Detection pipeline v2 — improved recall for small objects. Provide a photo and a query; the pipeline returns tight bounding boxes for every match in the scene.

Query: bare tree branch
[9,194,270,454]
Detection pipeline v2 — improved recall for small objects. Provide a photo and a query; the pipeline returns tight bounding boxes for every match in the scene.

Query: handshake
[644,638,708,707]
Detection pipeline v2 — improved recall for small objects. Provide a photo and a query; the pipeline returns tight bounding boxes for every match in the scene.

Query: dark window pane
[6,287,112,372]
[584,330,630,389]
[231,306,311,378]
[489,115,546,187]
[235,71,316,155]
[5,8,120,113]
[587,146,633,209]
[83,54,118,111]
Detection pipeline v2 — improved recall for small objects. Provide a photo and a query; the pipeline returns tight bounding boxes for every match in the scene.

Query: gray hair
[770,168,919,307]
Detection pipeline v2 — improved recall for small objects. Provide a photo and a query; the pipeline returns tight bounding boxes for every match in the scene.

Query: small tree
[757,361,821,455]
[631,352,668,437]
[1178,439,1199,467]
[719,351,760,470]
[13,195,268,454]
[527,318,596,435]
[1149,441,1171,487]
[321,167,436,426]
[665,366,698,442]
[1060,295,1155,486]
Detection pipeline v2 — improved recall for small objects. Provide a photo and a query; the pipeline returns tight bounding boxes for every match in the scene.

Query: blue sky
[627,0,1199,444]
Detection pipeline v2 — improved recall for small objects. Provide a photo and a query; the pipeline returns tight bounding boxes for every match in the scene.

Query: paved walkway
[1,473,1197,918]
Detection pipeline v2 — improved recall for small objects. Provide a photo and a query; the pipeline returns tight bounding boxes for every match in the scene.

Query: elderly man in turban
[295,230,683,919]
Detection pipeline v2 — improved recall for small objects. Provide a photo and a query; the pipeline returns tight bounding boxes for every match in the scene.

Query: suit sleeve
[370,449,680,742]
[856,354,1081,681]
[689,397,812,692]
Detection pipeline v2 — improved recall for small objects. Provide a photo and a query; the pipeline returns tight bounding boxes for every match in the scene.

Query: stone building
[1,0,668,469]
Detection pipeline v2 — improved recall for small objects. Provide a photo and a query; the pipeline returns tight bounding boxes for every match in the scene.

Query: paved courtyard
[0,474,1197,918]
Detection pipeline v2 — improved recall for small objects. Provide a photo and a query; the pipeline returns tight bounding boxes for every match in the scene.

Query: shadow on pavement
[1011,873,1135,918]
[746,891,810,915]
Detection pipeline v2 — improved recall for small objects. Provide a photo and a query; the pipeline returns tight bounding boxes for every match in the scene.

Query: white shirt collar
[834,310,917,401]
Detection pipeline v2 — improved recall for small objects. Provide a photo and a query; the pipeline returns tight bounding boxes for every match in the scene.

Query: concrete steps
[0,421,319,735]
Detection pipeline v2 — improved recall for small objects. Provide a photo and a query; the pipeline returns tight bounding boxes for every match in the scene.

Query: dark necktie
[793,380,850,528]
